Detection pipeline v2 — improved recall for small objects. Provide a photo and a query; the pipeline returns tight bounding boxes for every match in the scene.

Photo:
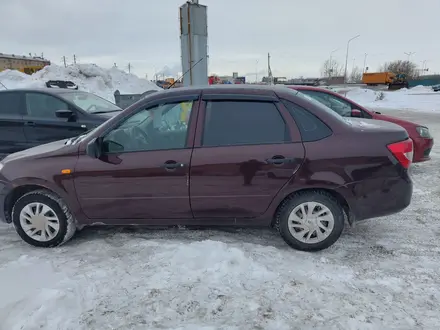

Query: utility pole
[267,53,273,85]
[127,62,132,73]
[255,59,259,83]
[329,48,339,78]
[344,34,360,84]
[62,56,67,68]
[421,60,429,76]
[363,53,368,73]
[73,55,77,64]
[404,52,415,61]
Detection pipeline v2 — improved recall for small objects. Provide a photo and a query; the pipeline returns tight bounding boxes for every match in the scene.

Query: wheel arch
[271,187,351,227]
[4,183,65,224]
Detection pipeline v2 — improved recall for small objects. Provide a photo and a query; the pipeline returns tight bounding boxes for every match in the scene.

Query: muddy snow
[0,108,439,330]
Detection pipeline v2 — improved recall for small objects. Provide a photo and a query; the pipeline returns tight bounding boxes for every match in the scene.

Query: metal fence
[408,75,440,88]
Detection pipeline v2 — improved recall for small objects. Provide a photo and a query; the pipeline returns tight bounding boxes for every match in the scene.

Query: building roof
[0,53,50,62]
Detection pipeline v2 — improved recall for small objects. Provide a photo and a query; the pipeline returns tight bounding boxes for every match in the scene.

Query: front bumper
[0,180,13,223]
[412,137,434,163]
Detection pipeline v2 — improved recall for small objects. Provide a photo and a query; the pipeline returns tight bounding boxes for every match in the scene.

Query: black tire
[12,189,76,248]
[275,190,345,252]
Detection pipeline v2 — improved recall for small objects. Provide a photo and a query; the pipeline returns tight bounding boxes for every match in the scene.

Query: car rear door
[189,93,305,219]
[0,91,28,158]
[23,92,89,146]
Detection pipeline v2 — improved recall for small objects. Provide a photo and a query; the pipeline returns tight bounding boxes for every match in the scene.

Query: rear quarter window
[281,99,332,142]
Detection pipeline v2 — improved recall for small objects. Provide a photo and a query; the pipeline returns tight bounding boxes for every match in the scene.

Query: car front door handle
[24,121,36,126]
[161,161,186,171]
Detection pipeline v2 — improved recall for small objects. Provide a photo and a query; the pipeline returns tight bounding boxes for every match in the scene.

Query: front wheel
[276,191,345,251]
[12,190,76,247]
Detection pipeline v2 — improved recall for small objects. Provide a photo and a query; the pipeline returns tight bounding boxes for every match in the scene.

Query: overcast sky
[1,0,438,80]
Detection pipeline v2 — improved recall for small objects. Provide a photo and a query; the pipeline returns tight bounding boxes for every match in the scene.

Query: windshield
[60,91,122,114]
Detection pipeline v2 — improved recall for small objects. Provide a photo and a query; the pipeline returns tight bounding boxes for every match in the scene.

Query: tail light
[387,139,413,169]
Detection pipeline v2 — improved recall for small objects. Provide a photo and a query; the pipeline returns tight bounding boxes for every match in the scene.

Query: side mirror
[56,109,75,119]
[351,109,362,117]
[102,140,124,153]
[86,137,102,159]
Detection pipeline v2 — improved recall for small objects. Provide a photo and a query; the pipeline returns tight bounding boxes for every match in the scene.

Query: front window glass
[59,91,122,114]
[103,100,193,153]
[25,93,69,118]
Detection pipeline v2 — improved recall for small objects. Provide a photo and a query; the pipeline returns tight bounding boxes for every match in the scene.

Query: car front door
[23,92,88,146]
[189,95,305,219]
[0,91,28,158]
[73,95,199,221]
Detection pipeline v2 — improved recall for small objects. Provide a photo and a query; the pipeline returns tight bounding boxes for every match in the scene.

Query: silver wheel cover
[19,202,60,242]
[287,201,335,244]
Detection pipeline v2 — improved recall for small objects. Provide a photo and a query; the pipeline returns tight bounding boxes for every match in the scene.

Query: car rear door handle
[265,156,295,165]
[24,121,36,126]
[161,161,186,171]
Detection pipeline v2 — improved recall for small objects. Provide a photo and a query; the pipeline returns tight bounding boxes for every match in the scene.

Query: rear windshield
[283,88,349,123]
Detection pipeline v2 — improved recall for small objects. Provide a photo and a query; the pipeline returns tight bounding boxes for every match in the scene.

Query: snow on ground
[344,86,440,113]
[0,64,161,102]
[0,107,439,329]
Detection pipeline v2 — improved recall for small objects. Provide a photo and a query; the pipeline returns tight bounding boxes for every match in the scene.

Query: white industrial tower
[179,0,208,87]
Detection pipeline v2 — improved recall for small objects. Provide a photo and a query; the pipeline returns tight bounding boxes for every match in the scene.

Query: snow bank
[397,85,435,94]
[346,87,440,112]
[0,64,161,102]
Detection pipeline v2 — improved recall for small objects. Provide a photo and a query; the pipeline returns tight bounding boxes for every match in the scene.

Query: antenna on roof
[167,57,204,89]
[0,81,8,90]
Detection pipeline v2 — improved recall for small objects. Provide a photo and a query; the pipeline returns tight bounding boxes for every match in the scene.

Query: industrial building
[0,53,50,74]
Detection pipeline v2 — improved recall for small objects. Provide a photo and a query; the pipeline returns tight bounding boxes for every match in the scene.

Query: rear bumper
[413,137,434,163]
[341,168,412,222]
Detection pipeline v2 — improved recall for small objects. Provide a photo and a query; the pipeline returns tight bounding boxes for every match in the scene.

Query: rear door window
[0,92,22,115]
[202,100,289,147]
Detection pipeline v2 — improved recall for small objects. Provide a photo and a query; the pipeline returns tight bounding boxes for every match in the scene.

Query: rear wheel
[12,190,76,247]
[276,191,345,251]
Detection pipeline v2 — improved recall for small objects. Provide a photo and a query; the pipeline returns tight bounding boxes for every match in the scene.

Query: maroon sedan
[0,85,413,251]
[288,85,433,163]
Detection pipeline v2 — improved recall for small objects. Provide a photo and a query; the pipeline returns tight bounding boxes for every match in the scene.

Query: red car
[288,86,433,163]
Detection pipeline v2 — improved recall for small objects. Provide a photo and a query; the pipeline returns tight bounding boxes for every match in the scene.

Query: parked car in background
[288,85,433,163]
[0,85,413,251]
[0,89,122,159]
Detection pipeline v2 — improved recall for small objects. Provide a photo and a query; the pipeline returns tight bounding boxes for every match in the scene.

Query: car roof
[0,88,84,95]
[286,85,331,91]
[143,84,296,98]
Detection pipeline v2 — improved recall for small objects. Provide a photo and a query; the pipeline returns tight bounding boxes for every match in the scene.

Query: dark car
[0,85,413,251]
[0,88,122,159]
[288,85,434,162]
